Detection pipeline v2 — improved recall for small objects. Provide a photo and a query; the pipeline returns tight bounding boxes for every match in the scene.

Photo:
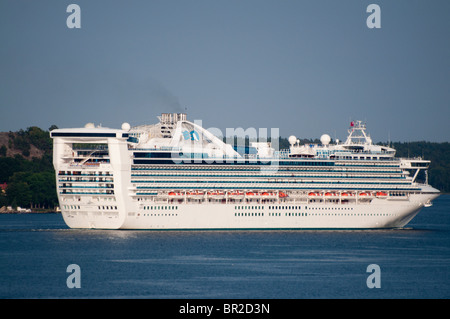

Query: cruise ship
[51,113,440,230]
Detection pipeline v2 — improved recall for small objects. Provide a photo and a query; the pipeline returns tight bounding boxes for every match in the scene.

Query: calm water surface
[1,196,449,299]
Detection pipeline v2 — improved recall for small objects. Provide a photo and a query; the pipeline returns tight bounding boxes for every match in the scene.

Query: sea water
[1,196,449,299]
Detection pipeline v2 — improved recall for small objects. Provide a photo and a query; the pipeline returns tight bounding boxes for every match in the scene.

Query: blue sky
[1,0,449,142]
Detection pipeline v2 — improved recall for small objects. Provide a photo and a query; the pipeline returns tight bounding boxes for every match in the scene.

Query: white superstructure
[51,114,440,230]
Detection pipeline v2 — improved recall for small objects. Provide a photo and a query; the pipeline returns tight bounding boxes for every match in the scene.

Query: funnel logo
[183,130,200,141]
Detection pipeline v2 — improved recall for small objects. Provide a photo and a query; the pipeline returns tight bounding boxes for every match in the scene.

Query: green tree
[6,174,32,208]
[0,145,6,157]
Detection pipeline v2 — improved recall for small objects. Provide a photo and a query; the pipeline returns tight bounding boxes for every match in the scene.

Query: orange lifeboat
[278,192,288,198]
[169,191,184,198]
[208,191,225,199]
[246,192,259,196]
[188,191,204,199]
[376,191,388,198]
[359,192,374,198]
[261,192,276,199]
[308,192,321,197]
[228,191,244,199]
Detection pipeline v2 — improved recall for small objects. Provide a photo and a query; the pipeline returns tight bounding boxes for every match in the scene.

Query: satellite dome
[288,135,297,145]
[121,122,131,131]
[320,134,331,146]
[84,123,95,128]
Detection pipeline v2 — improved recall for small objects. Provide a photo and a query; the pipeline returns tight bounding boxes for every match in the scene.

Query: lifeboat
[359,192,374,198]
[207,191,225,199]
[308,192,321,198]
[187,191,204,199]
[168,191,184,198]
[278,192,288,198]
[261,192,277,200]
[261,192,277,198]
[376,191,388,199]
[341,192,355,197]
[246,192,259,197]
[228,191,244,199]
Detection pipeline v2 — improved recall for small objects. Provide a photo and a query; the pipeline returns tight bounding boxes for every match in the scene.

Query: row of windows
[63,205,81,210]
[136,211,396,218]
[141,213,178,217]
[235,212,309,217]
[63,205,118,210]
[131,173,404,179]
[310,206,354,211]
[98,206,117,210]
[235,205,357,211]
[134,180,410,186]
[235,205,302,210]
[133,159,335,166]
[310,213,398,217]
[61,191,115,194]
[59,178,114,182]
[138,205,367,212]
[143,206,178,210]
[236,212,264,217]
[58,171,113,176]
[132,167,402,175]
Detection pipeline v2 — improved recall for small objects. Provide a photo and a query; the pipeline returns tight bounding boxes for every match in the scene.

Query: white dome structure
[288,135,297,145]
[320,134,331,146]
[121,122,131,131]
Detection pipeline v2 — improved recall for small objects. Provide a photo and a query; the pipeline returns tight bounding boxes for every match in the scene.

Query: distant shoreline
[0,211,61,215]
[0,211,60,214]
[0,208,60,214]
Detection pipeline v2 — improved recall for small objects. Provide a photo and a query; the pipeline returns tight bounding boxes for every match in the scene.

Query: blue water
[1,196,449,299]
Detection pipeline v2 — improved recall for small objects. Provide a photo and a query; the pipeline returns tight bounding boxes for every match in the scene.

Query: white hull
[60,194,438,230]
